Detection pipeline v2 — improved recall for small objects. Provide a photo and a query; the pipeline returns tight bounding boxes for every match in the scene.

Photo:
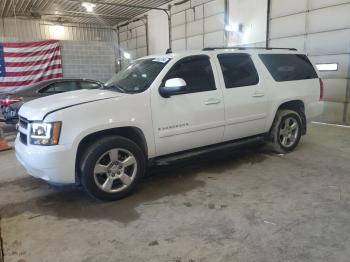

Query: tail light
[0,97,22,106]
[319,78,324,101]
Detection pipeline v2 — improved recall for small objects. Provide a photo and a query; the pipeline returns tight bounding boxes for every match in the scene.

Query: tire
[268,109,302,154]
[80,136,146,201]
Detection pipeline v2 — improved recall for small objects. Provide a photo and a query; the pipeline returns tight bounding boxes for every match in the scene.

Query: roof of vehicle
[10,78,103,93]
[141,47,303,61]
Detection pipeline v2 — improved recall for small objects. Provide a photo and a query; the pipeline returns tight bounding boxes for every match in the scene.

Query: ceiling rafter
[0,0,172,25]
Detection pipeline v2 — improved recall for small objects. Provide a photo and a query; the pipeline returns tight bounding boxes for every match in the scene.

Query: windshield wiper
[106,84,126,93]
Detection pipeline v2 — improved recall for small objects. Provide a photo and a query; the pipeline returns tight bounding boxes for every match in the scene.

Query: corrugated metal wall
[269,0,350,125]
[0,18,117,42]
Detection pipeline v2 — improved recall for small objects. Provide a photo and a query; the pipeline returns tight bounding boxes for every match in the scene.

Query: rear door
[151,55,225,156]
[214,53,269,141]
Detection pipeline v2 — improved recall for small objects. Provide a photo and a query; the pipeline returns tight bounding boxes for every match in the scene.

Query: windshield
[104,58,170,94]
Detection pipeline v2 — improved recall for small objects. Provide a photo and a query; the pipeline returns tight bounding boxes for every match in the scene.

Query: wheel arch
[75,126,148,184]
[272,100,307,135]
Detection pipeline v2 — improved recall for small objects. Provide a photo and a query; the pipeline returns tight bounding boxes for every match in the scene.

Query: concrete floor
[0,123,350,262]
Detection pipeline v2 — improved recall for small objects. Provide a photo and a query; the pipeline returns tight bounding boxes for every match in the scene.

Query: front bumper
[15,135,76,184]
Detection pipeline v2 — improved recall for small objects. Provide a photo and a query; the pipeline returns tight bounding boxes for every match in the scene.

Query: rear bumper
[15,135,76,185]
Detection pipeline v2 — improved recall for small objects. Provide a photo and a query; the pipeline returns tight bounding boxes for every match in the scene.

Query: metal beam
[14,11,127,21]
[266,0,271,48]
[34,9,132,19]
[67,0,169,11]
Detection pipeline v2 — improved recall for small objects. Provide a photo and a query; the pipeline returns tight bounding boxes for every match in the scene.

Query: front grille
[19,116,28,129]
[19,132,27,145]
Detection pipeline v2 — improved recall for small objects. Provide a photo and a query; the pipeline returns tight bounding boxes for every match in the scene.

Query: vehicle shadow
[0,145,269,223]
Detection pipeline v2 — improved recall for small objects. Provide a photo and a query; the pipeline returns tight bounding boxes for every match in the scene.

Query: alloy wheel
[93,148,138,193]
[279,117,299,148]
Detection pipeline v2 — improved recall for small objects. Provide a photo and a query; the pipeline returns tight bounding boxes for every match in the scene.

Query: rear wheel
[268,109,302,154]
[80,136,146,201]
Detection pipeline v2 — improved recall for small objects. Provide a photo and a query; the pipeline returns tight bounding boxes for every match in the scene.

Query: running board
[150,135,265,166]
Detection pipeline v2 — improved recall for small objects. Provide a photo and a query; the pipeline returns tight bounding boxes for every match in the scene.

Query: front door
[151,55,225,156]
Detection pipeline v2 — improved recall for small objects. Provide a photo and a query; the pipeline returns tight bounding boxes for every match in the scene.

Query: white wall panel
[172,12,186,27]
[271,0,307,18]
[136,26,146,36]
[270,13,306,39]
[309,0,350,9]
[204,31,225,47]
[195,5,204,19]
[204,0,225,16]
[308,4,350,33]
[187,20,204,36]
[186,9,195,22]
[172,39,186,51]
[170,0,225,51]
[187,35,204,50]
[117,18,148,62]
[172,25,186,40]
[270,36,306,52]
[310,54,350,79]
[137,47,148,57]
[306,29,350,55]
[138,36,147,47]
[323,79,348,102]
[322,102,345,123]
[204,14,225,33]
[171,1,191,13]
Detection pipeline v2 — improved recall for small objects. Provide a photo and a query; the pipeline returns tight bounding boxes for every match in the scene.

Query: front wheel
[268,109,302,154]
[80,136,146,201]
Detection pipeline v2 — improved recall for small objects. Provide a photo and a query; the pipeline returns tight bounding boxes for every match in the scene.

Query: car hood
[19,89,122,121]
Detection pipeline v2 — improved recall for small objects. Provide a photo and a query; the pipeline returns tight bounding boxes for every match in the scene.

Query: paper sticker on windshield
[152,57,170,63]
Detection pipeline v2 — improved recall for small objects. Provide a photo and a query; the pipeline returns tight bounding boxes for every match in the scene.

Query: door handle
[204,98,221,105]
[252,92,265,98]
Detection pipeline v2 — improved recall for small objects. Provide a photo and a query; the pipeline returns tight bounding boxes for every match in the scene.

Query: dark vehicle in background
[0,78,104,123]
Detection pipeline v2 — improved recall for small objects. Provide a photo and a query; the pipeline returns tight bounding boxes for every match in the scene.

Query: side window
[42,81,79,93]
[217,53,259,88]
[164,55,216,94]
[79,81,101,90]
[259,54,318,82]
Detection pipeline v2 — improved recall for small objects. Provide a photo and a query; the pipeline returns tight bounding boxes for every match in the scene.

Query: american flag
[0,40,63,91]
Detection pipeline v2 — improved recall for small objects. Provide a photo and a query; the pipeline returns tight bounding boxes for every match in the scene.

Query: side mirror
[159,78,187,98]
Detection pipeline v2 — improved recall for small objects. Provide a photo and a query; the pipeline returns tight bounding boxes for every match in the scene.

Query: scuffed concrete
[0,123,350,262]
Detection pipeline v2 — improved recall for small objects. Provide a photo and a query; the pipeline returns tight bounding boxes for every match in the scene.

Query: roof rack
[202,47,298,51]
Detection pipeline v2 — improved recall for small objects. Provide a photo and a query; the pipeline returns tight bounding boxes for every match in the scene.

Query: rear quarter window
[259,54,318,82]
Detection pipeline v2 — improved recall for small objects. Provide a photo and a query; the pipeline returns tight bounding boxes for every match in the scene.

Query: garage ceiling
[0,0,172,26]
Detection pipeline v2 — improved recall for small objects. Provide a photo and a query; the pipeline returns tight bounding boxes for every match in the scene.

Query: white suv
[15,47,323,201]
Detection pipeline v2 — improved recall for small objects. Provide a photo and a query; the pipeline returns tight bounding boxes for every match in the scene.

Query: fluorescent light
[123,52,131,59]
[316,63,338,71]
[82,2,96,12]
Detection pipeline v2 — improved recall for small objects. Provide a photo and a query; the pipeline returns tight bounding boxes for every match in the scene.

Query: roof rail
[202,47,298,51]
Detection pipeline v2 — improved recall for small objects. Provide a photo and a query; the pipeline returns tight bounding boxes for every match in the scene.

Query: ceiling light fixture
[225,23,243,33]
[123,52,131,59]
[82,2,96,12]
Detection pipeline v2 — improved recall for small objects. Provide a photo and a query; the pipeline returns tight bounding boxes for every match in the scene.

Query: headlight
[30,122,62,146]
